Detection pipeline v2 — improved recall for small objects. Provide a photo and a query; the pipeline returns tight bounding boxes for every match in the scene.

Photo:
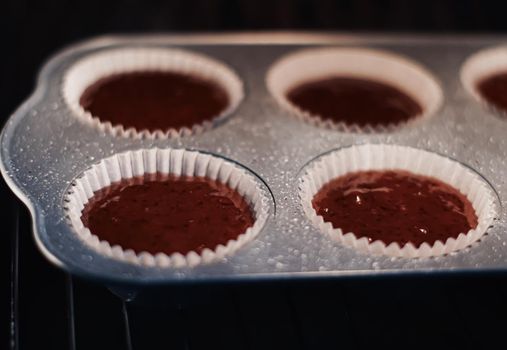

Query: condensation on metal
[2,34,507,284]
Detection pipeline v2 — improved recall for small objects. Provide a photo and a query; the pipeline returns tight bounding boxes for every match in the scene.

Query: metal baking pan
[2,32,507,285]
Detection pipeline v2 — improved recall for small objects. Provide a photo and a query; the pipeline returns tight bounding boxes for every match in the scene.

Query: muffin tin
[2,33,507,285]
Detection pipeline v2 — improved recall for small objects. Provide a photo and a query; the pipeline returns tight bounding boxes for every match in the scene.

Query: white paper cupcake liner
[63,47,244,139]
[266,47,443,133]
[299,144,497,258]
[461,45,507,116]
[64,148,270,268]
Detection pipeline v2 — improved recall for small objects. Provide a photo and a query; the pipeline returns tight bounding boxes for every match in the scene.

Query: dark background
[2,1,507,349]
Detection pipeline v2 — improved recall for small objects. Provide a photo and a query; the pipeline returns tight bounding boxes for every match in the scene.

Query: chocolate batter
[81,174,254,255]
[477,72,507,113]
[287,77,422,127]
[312,170,478,247]
[79,71,229,131]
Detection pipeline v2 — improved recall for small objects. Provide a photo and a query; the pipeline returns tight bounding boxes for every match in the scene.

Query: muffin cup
[461,45,507,116]
[299,144,497,258]
[266,47,443,133]
[63,47,244,139]
[64,148,270,268]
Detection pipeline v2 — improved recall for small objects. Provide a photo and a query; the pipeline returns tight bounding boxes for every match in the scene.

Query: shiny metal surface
[2,33,507,284]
